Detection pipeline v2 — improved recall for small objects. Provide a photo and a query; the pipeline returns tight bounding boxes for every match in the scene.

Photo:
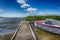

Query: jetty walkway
[11,21,36,40]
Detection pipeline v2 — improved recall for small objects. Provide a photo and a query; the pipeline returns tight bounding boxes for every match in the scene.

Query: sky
[0,0,60,17]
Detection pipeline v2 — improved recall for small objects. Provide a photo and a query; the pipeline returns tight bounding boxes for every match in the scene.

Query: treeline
[25,15,60,21]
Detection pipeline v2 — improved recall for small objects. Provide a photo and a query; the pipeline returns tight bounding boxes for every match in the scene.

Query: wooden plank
[11,21,36,40]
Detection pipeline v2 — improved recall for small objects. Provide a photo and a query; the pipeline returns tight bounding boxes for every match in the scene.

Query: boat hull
[34,22,60,34]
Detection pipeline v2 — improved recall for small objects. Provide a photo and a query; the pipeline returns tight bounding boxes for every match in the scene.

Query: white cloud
[26,7,37,12]
[21,4,30,8]
[17,0,30,8]
[36,12,46,15]
[17,0,37,10]
[36,11,60,16]
[17,0,38,16]
[0,13,29,17]
[0,9,2,12]
[17,0,26,4]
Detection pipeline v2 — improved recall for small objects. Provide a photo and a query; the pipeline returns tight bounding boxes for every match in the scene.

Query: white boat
[34,19,60,34]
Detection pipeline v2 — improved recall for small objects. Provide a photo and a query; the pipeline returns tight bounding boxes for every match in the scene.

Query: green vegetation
[0,32,14,40]
[36,28,60,40]
[25,15,60,21]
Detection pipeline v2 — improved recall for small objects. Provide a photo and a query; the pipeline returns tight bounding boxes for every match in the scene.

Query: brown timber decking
[11,21,36,40]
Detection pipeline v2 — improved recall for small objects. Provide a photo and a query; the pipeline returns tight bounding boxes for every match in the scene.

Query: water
[0,18,21,35]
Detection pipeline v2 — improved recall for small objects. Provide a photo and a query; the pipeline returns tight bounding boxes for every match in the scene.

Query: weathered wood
[11,21,36,40]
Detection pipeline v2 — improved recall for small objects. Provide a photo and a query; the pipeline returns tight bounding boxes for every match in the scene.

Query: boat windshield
[44,20,53,25]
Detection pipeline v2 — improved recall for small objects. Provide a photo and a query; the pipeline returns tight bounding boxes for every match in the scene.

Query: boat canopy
[45,19,60,26]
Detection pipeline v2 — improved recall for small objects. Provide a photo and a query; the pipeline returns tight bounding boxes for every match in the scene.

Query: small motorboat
[34,19,60,34]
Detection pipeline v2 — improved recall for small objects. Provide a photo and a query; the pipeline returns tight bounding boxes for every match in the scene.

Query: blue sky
[0,0,60,17]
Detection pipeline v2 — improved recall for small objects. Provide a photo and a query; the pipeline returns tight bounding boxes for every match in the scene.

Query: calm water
[0,18,21,34]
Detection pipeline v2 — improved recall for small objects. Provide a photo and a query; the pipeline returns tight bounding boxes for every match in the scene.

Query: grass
[0,32,14,40]
[36,28,60,40]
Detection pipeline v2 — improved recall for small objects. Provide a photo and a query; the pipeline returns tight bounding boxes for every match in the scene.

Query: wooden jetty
[11,21,37,40]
